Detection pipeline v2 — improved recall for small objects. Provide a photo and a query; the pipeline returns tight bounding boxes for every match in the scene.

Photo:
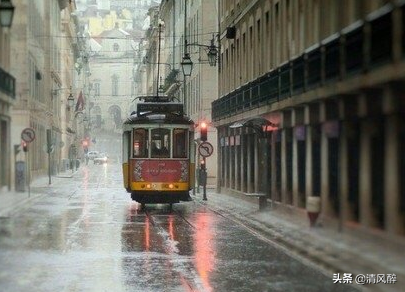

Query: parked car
[94,153,108,165]
[87,151,99,160]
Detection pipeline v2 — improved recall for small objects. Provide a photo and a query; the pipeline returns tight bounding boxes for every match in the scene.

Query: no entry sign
[198,141,214,158]
[21,128,36,143]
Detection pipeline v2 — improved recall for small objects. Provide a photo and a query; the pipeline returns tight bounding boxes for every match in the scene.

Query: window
[94,82,100,96]
[113,43,119,51]
[112,75,118,96]
[133,128,148,158]
[173,129,188,158]
[151,128,171,158]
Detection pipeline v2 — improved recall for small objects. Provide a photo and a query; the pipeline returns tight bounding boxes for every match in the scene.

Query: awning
[229,117,278,137]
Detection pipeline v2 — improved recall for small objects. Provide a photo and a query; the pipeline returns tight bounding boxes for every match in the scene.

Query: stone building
[213,0,405,237]
[10,0,81,183]
[157,0,219,186]
[0,0,16,190]
[88,27,135,137]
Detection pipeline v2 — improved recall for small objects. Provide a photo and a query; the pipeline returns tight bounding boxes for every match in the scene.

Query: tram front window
[173,129,188,158]
[133,128,148,158]
[151,128,171,158]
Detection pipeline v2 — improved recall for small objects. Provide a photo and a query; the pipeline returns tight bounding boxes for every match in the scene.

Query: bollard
[307,196,321,227]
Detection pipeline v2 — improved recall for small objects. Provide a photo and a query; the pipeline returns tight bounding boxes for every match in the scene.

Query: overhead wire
[31,29,219,41]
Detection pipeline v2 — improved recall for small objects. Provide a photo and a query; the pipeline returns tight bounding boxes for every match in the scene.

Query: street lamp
[207,38,218,67]
[0,0,15,28]
[83,115,89,127]
[181,53,193,76]
[182,36,220,72]
[67,93,75,110]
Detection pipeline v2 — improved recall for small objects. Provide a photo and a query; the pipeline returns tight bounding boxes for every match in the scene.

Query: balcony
[0,66,16,99]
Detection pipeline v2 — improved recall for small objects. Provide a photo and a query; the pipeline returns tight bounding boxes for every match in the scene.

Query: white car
[87,151,99,160]
[94,153,108,165]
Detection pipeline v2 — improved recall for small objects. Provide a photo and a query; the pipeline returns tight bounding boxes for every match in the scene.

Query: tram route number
[21,128,36,143]
[198,141,214,158]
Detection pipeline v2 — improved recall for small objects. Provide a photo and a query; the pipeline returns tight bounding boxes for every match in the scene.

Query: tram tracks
[143,208,203,292]
[194,199,338,278]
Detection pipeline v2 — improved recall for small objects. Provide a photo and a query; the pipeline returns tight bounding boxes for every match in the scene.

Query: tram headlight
[146,184,151,189]
[168,184,174,189]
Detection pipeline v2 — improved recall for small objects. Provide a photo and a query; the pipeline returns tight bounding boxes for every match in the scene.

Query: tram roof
[124,112,194,125]
[124,96,193,125]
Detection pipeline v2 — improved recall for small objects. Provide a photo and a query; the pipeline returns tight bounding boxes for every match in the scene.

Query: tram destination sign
[137,103,183,116]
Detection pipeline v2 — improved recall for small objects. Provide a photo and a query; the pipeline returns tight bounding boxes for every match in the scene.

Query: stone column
[305,125,313,200]
[241,129,246,192]
[224,131,229,190]
[235,132,240,191]
[359,120,373,227]
[320,122,329,217]
[385,114,401,234]
[247,132,253,193]
[281,129,287,203]
[339,120,349,229]
[254,134,259,193]
[216,129,221,193]
[383,86,402,234]
[270,131,277,204]
[292,126,299,207]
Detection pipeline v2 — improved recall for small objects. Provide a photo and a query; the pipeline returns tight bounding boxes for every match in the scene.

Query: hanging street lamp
[207,38,218,67]
[181,53,193,77]
[0,0,15,28]
[67,93,75,110]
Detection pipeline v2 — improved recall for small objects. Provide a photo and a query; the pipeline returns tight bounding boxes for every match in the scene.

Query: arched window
[113,43,119,52]
[94,82,100,96]
[112,75,119,96]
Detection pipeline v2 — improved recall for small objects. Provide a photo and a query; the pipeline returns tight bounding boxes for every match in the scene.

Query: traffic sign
[198,141,214,157]
[21,128,36,143]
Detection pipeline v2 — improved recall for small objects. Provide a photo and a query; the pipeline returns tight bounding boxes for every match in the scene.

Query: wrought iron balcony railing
[0,66,15,99]
[212,3,396,122]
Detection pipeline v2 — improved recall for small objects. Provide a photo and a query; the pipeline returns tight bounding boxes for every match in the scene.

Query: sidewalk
[0,170,79,218]
[194,190,404,292]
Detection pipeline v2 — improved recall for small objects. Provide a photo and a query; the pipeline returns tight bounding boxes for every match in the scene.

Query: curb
[55,169,79,178]
[0,192,46,218]
[196,193,404,292]
[193,196,379,291]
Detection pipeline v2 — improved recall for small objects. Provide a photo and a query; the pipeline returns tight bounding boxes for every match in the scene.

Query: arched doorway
[91,105,102,129]
[108,105,122,131]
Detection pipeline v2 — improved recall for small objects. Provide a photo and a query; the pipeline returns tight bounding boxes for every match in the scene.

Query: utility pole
[201,157,207,200]
[47,129,52,185]
[156,22,162,97]
[183,0,188,110]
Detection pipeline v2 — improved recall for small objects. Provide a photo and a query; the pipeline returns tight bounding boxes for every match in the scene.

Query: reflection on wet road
[0,164,357,292]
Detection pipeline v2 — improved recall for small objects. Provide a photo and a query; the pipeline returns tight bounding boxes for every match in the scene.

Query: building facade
[157,0,219,186]
[88,28,135,136]
[213,0,405,237]
[0,0,16,191]
[10,0,81,184]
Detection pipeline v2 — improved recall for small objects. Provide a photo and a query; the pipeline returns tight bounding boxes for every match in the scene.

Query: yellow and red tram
[122,96,195,206]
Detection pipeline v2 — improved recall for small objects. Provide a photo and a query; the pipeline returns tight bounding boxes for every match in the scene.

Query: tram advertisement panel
[132,160,189,182]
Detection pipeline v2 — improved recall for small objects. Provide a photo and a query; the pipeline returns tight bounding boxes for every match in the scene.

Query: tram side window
[151,128,171,158]
[133,128,148,158]
[173,129,188,158]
